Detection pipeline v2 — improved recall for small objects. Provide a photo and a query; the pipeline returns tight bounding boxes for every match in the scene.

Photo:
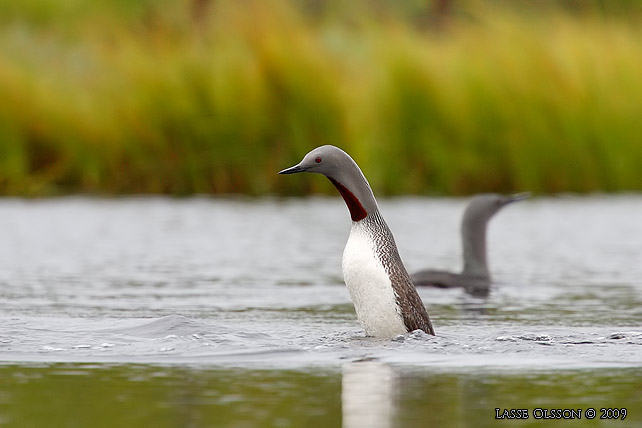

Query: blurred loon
[280,145,435,338]
[412,193,530,295]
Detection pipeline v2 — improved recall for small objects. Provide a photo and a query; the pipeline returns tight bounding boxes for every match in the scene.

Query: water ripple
[0,195,641,370]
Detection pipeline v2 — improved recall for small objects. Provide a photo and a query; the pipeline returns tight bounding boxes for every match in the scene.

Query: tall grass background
[0,0,641,196]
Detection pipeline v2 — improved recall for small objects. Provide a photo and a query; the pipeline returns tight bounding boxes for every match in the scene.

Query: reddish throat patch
[328,177,367,221]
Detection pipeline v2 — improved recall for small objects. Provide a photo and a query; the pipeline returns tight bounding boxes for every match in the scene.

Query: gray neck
[327,155,380,222]
[460,215,490,279]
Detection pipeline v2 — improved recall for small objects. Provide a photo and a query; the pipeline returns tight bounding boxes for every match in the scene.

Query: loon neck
[461,222,490,279]
[328,177,369,222]
[326,165,379,222]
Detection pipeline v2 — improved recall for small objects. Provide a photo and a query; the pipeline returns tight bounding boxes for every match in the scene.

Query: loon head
[279,145,379,222]
[462,192,531,231]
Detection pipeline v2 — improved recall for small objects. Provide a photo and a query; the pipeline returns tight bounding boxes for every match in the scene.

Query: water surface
[0,195,640,427]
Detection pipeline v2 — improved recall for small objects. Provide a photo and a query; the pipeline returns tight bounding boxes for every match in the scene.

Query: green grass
[0,0,641,196]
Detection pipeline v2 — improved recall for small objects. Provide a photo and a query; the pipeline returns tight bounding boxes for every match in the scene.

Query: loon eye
[315,156,322,163]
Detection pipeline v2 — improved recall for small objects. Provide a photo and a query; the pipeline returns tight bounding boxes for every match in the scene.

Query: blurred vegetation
[0,0,641,196]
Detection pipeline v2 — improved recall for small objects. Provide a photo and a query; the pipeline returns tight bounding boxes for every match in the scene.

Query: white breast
[342,221,407,338]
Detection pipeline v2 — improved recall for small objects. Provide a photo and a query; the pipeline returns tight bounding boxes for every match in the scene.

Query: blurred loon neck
[461,226,489,278]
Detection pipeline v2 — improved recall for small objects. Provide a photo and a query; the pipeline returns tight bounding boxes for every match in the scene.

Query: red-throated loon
[280,145,435,338]
[412,193,530,296]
